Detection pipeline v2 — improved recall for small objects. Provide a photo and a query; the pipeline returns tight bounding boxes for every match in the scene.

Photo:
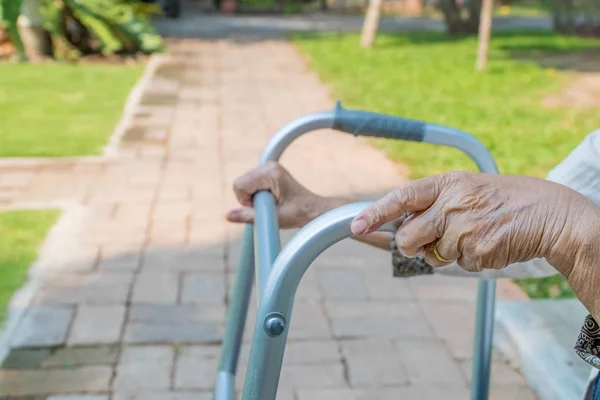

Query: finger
[423,235,461,268]
[232,162,281,207]
[351,176,444,235]
[394,211,439,258]
[225,207,255,224]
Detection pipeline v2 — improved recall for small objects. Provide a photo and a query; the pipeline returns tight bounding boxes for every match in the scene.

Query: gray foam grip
[332,102,425,142]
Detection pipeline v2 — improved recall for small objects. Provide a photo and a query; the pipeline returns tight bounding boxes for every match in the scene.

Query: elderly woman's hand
[351,171,600,277]
[226,162,349,229]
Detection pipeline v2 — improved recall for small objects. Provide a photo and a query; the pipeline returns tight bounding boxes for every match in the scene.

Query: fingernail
[351,217,367,234]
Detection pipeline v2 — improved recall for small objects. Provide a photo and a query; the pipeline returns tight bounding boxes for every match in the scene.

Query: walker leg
[470,278,496,400]
[214,225,255,400]
[240,294,291,400]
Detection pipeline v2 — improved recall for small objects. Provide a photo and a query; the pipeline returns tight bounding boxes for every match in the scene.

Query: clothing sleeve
[392,129,600,279]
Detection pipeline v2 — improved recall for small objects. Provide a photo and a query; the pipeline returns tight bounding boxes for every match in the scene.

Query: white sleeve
[435,129,600,279]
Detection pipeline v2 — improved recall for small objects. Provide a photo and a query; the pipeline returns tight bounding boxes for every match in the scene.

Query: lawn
[0,63,143,157]
[294,30,600,298]
[0,210,59,321]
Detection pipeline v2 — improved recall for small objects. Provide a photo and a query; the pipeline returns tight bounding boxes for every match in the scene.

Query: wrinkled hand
[351,171,599,275]
[226,162,347,229]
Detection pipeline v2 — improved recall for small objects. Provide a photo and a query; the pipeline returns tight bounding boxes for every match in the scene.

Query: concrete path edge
[495,300,588,400]
[0,202,87,363]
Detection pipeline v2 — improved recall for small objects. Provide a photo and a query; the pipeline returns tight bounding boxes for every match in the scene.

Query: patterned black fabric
[575,314,600,369]
[391,237,434,278]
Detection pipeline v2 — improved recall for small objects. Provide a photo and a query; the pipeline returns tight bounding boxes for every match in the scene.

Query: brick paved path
[0,27,536,400]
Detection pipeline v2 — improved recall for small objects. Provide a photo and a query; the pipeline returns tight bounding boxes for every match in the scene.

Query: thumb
[351,175,443,235]
[226,207,256,224]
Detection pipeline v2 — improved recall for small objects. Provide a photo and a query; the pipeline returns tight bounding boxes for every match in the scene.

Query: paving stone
[129,304,226,323]
[361,270,414,300]
[317,269,367,300]
[98,244,141,271]
[150,218,188,245]
[143,247,224,272]
[330,314,433,340]
[68,305,126,345]
[324,300,421,319]
[132,272,179,304]
[12,306,74,348]
[407,275,478,301]
[460,359,527,385]
[124,305,223,344]
[174,346,219,390]
[238,339,339,366]
[0,171,34,188]
[114,346,173,391]
[235,363,345,391]
[2,349,52,369]
[418,300,477,359]
[0,366,112,396]
[48,396,109,400]
[340,339,408,387]
[181,273,225,304]
[283,340,340,365]
[395,339,466,385]
[42,245,99,273]
[42,346,120,368]
[125,322,222,344]
[113,393,212,400]
[34,272,133,305]
[234,388,295,400]
[286,303,331,340]
[296,386,471,400]
[488,384,539,400]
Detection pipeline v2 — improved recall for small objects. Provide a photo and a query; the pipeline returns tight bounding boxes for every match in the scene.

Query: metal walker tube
[215,102,499,400]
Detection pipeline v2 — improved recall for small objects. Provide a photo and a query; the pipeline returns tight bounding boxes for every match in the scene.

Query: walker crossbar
[214,102,500,400]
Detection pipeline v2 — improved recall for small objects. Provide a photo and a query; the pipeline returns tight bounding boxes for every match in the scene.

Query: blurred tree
[552,0,600,36]
[1,0,27,60]
[360,0,383,47]
[0,0,165,62]
[439,0,483,34]
[18,0,51,61]
[476,0,493,70]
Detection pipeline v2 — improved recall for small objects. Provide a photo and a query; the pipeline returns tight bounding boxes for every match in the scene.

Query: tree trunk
[476,0,494,71]
[360,0,383,48]
[466,0,483,32]
[17,0,51,61]
[439,0,465,34]
[552,0,577,33]
[439,0,483,34]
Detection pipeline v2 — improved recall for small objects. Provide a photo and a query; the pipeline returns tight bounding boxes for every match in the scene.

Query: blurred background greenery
[294,29,600,298]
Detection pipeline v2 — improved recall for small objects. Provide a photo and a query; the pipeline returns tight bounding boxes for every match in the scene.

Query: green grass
[294,30,600,179]
[0,210,60,321]
[514,274,576,299]
[0,63,143,157]
[294,30,600,299]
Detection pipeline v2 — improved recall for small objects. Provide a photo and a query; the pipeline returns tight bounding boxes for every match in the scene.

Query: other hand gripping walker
[214,103,499,400]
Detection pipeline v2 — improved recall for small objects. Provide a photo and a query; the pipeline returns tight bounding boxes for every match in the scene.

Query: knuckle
[265,161,283,179]
[232,176,245,192]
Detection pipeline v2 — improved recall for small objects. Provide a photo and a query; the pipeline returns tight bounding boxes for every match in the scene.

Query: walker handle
[333,102,425,142]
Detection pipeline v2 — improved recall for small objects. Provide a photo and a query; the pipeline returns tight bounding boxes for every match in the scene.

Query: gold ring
[433,245,453,263]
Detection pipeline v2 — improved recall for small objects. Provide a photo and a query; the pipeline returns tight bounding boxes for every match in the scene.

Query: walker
[214,102,499,400]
